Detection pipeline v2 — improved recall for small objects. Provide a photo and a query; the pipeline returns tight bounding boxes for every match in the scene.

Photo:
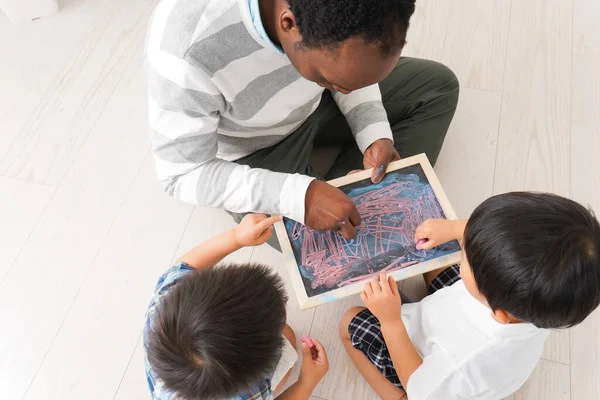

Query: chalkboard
[274,154,462,310]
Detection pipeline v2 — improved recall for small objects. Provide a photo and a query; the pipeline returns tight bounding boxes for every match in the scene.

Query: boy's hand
[414,218,461,250]
[299,338,329,389]
[361,272,402,326]
[234,214,282,247]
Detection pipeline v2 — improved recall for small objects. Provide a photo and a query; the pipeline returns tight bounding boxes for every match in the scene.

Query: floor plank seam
[0,174,58,188]
[0,186,57,288]
[458,86,502,95]
[168,205,196,265]
[490,0,513,197]
[112,331,143,400]
[567,0,575,202]
[50,17,150,189]
[540,357,571,367]
[0,1,123,178]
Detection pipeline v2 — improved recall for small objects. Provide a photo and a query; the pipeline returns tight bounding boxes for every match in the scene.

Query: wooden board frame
[274,153,463,310]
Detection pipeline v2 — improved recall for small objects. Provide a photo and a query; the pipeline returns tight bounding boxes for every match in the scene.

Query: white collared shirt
[401,281,549,400]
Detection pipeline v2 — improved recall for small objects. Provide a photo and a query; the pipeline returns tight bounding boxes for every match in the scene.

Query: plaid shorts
[348,264,461,389]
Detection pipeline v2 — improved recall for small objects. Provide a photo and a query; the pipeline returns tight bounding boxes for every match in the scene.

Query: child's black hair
[464,192,600,329]
[146,264,288,400]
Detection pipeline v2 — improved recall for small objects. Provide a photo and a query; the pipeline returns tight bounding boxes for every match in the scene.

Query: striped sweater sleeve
[332,85,394,153]
[147,53,314,223]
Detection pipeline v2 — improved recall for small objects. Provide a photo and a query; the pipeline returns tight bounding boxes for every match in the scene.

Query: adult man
[148,0,459,242]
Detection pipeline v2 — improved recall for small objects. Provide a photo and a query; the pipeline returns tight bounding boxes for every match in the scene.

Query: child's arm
[415,218,467,250]
[361,272,422,390]
[381,321,422,390]
[177,214,282,270]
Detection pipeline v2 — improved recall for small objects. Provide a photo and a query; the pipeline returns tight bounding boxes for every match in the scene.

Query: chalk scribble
[284,165,460,297]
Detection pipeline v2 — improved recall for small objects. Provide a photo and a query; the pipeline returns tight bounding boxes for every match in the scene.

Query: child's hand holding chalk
[416,238,428,250]
[415,218,467,249]
[299,336,329,389]
[301,335,318,359]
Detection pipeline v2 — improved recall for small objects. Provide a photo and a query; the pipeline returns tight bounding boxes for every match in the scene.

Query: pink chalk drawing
[283,166,460,297]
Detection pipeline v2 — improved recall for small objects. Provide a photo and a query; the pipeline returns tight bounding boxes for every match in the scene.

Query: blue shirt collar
[248,0,284,54]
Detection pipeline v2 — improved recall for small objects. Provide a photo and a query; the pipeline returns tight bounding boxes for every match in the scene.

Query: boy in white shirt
[340,192,600,400]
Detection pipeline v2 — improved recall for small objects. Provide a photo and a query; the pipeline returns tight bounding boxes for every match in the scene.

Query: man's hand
[361,272,402,326]
[299,338,329,389]
[363,139,401,184]
[305,180,361,239]
[234,214,282,247]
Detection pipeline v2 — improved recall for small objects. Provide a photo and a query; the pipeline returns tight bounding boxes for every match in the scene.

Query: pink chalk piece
[301,335,314,348]
[416,238,428,250]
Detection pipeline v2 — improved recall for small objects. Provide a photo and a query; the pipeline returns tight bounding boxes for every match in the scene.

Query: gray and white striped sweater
[147,0,393,223]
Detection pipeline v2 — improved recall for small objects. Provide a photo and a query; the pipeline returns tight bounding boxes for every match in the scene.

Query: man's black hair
[146,264,288,400]
[286,0,416,55]
[464,192,600,329]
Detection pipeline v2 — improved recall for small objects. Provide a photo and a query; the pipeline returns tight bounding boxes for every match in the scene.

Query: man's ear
[279,8,297,34]
[490,308,512,325]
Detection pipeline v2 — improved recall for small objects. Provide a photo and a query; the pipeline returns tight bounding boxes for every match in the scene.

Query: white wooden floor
[0,0,598,399]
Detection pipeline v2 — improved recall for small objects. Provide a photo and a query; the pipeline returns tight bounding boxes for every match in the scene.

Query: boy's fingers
[311,338,324,351]
[301,343,311,359]
[252,213,266,222]
[256,215,283,232]
[311,339,328,362]
[301,343,318,366]
[421,240,436,250]
[370,276,381,293]
[388,275,400,296]
[416,222,430,233]
[360,291,368,303]
[414,231,426,242]
[260,227,273,241]
[364,282,374,297]
[258,225,272,237]
[414,226,429,242]
[380,272,392,294]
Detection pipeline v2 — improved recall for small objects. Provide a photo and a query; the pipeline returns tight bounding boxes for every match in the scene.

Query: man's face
[282,37,402,94]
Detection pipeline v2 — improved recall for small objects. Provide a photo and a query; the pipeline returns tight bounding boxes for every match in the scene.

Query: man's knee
[339,306,366,340]
[383,58,460,103]
[412,59,459,110]
[427,60,459,93]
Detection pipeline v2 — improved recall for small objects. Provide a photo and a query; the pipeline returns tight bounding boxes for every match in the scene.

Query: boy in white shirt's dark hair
[340,192,600,400]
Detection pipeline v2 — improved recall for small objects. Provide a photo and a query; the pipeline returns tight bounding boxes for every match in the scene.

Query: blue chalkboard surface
[283,164,461,298]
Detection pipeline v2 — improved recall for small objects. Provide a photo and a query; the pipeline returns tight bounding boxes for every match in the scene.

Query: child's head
[461,192,600,329]
[146,264,288,399]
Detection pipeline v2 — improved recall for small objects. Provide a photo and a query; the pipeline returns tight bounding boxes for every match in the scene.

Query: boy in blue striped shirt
[144,214,328,399]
